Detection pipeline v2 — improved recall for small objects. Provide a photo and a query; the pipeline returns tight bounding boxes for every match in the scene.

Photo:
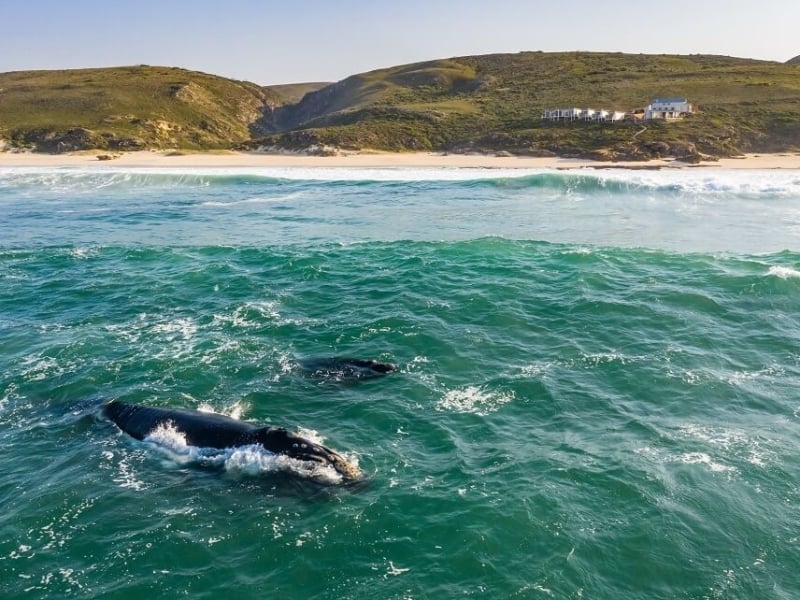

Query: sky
[1,0,798,85]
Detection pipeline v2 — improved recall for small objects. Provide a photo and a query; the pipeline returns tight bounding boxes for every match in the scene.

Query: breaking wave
[2,166,800,197]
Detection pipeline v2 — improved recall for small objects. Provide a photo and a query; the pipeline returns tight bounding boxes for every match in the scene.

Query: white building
[542,107,621,122]
[644,97,692,120]
[542,98,691,123]
[541,108,583,121]
[541,108,582,121]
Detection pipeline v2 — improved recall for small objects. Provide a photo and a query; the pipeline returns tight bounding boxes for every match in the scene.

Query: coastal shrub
[4,53,800,157]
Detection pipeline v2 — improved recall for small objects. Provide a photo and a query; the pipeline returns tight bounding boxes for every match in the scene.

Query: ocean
[1,166,799,599]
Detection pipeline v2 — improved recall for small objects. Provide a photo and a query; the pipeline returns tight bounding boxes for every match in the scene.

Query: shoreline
[0,150,798,170]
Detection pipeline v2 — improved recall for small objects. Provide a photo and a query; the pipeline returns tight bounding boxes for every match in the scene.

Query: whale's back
[103,401,258,448]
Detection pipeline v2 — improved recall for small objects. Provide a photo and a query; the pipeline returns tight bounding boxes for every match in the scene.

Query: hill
[264,82,332,105]
[788,55,800,65]
[0,65,283,152]
[2,53,800,160]
[251,52,800,160]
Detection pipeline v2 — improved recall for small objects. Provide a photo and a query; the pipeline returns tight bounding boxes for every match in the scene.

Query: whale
[296,356,397,381]
[102,400,361,482]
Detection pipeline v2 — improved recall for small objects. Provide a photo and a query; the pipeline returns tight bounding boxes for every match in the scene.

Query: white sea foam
[636,445,736,475]
[18,354,80,382]
[0,382,18,411]
[725,365,784,386]
[436,385,514,416]
[677,424,774,468]
[1,165,543,182]
[520,362,553,377]
[149,317,198,360]
[3,166,800,196]
[198,339,242,366]
[677,452,735,473]
[151,316,197,339]
[68,247,98,259]
[111,453,149,491]
[232,300,280,326]
[212,300,313,330]
[196,401,246,420]
[768,265,800,279]
[105,314,200,360]
[580,351,646,367]
[200,191,304,207]
[385,561,410,577]
[407,355,430,368]
[107,313,196,341]
[637,423,774,476]
[591,169,800,197]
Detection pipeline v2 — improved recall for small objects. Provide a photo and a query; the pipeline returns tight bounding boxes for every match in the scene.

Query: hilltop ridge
[0,65,285,152]
[2,52,800,160]
[252,52,800,161]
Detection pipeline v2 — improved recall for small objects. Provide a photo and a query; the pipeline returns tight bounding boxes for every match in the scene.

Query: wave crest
[3,166,800,197]
[768,265,800,279]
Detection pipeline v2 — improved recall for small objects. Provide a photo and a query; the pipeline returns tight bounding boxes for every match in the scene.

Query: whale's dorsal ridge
[296,356,397,381]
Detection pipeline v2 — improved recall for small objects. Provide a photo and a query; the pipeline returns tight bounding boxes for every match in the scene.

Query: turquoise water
[1,166,800,598]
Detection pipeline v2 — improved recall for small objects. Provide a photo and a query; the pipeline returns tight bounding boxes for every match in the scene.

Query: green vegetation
[251,52,800,160]
[2,53,800,159]
[0,65,281,151]
[265,82,331,105]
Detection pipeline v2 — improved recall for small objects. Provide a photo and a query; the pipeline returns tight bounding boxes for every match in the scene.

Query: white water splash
[140,422,349,484]
[636,445,737,475]
[436,385,515,416]
[520,362,553,377]
[195,401,247,421]
[212,300,314,329]
[111,453,149,491]
[18,354,81,382]
[768,265,800,279]
[151,316,197,339]
[68,247,98,259]
[103,313,205,364]
[3,166,800,193]
[721,364,784,387]
[677,424,775,468]
[677,452,736,473]
[385,561,410,577]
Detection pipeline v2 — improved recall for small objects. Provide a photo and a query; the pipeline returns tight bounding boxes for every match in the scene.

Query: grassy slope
[253,52,800,159]
[264,82,332,105]
[0,65,280,151]
[2,54,799,158]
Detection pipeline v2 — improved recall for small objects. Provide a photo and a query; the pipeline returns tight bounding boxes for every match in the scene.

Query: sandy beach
[0,150,799,170]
